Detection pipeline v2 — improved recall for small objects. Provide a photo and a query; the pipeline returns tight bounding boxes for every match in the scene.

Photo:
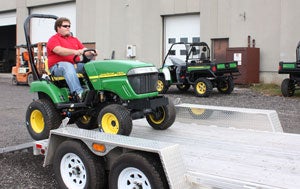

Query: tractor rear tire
[146,98,176,130]
[98,104,132,136]
[25,99,62,140]
[281,78,295,97]
[193,78,213,97]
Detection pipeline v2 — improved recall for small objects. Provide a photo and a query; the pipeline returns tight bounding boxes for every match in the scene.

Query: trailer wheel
[193,78,213,97]
[157,75,169,94]
[98,104,132,136]
[281,78,295,97]
[53,140,106,189]
[25,99,61,140]
[109,152,168,189]
[75,115,98,130]
[146,99,176,130]
[217,77,234,94]
[176,84,190,92]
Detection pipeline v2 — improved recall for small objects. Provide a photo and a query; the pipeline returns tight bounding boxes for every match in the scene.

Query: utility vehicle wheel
[75,115,98,130]
[53,140,106,189]
[217,77,234,94]
[157,75,169,94]
[109,152,168,189]
[98,104,132,136]
[193,78,213,97]
[189,108,213,119]
[25,99,61,140]
[176,84,190,92]
[146,99,176,130]
[27,73,34,85]
[12,75,18,85]
[281,78,295,97]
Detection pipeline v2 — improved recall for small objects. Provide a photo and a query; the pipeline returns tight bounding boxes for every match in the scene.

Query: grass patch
[250,83,282,96]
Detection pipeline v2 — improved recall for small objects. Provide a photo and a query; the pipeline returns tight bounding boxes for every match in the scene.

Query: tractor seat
[44,59,84,81]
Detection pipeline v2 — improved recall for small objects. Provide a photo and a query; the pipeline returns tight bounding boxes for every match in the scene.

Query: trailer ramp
[129,103,299,189]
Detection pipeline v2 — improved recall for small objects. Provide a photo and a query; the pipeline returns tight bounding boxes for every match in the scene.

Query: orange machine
[11,42,46,85]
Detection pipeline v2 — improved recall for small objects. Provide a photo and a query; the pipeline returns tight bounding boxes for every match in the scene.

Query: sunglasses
[61,25,71,28]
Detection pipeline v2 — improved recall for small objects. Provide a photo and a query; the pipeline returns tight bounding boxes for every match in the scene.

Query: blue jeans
[49,62,84,94]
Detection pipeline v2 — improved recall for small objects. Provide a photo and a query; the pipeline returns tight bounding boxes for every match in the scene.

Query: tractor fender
[30,80,69,103]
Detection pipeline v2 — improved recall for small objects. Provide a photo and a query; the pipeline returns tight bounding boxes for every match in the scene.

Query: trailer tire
[25,99,61,140]
[194,78,213,97]
[281,78,295,97]
[98,104,132,136]
[146,99,176,130]
[53,140,107,189]
[109,152,168,189]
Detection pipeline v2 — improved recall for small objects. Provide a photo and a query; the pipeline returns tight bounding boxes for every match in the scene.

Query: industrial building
[0,0,299,84]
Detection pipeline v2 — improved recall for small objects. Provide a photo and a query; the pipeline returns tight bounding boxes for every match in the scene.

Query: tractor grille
[128,73,158,94]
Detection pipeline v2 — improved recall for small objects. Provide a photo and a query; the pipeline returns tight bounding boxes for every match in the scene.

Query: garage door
[164,14,200,61]
[30,2,76,43]
[0,11,16,26]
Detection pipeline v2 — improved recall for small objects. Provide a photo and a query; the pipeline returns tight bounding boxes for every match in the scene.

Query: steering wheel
[73,49,97,63]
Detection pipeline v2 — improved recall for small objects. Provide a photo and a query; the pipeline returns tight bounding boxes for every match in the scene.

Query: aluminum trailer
[28,104,300,189]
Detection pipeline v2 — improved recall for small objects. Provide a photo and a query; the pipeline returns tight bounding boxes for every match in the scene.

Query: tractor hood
[84,59,156,79]
[83,60,159,99]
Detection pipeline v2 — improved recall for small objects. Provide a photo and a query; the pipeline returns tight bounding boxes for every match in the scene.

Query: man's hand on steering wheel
[73,49,98,63]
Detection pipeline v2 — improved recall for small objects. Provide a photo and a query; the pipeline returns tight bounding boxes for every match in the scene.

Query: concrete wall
[2,0,299,84]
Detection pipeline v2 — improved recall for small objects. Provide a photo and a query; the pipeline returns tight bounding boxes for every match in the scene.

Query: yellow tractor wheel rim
[196,82,206,94]
[30,110,45,133]
[220,84,229,91]
[156,80,164,92]
[101,113,119,134]
[149,108,165,124]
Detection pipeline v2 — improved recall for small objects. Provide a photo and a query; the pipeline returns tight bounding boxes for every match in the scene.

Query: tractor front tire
[281,78,296,97]
[25,99,61,140]
[98,104,132,136]
[146,99,176,130]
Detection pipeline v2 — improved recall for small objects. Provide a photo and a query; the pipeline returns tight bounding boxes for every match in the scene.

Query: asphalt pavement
[0,73,299,188]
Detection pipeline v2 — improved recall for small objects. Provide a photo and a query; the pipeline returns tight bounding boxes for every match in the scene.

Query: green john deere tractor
[24,14,176,140]
[278,41,300,97]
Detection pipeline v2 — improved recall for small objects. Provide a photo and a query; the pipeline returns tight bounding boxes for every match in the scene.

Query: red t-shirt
[47,33,85,69]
